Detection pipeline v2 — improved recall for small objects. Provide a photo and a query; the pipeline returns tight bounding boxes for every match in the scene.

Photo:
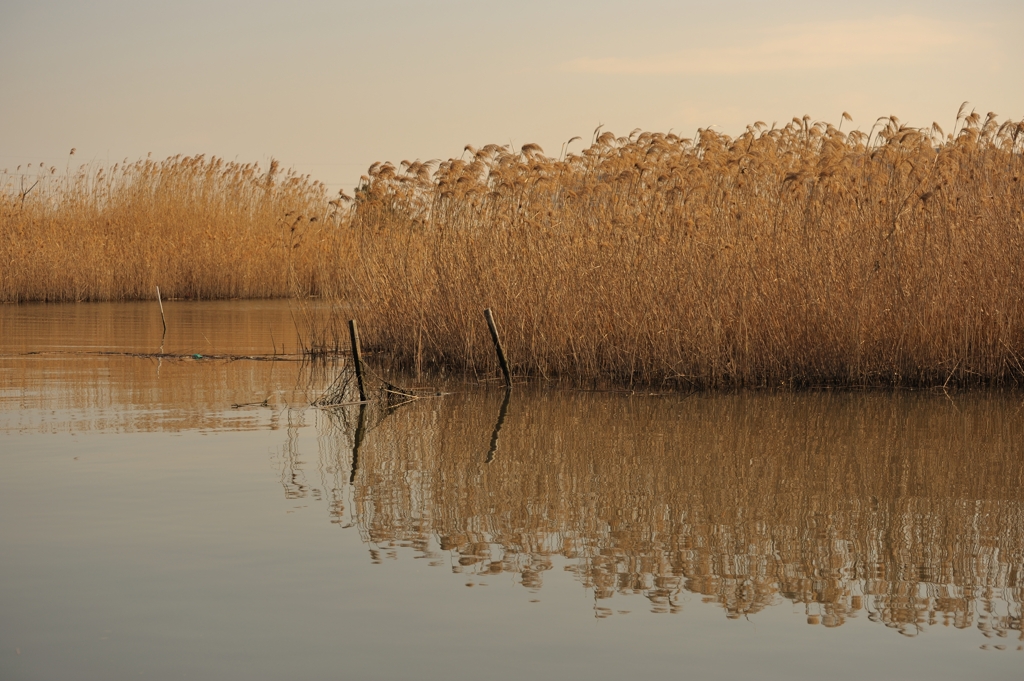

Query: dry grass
[343,109,1024,387]
[1,154,351,302]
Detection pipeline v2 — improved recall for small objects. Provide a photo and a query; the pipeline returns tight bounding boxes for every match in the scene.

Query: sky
[2,0,1022,193]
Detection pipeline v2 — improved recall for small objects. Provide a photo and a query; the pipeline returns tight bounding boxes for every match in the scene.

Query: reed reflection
[293,390,1024,637]
[0,300,324,433]
[0,354,329,433]
[0,300,305,355]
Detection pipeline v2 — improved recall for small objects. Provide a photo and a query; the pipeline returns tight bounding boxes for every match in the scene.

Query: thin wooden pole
[348,319,367,402]
[156,286,167,336]
[483,308,512,388]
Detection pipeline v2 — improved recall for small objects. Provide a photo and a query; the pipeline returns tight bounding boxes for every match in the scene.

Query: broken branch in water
[230,398,270,409]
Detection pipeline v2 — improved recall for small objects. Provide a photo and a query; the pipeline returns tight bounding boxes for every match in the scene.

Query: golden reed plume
[341,111,1024,387]
[0,155,351,301]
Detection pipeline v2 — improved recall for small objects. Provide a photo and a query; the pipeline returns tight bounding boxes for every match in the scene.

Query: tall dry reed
[0,154,352,302]
[343,109,1024,387]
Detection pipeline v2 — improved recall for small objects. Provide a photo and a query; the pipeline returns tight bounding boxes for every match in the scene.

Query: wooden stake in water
[484,308,512,388]
[348,319,367,402]
[156,286,167,336]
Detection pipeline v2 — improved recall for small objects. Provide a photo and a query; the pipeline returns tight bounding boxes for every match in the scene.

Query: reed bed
[0,154,351,302]
[344,110,1024,387]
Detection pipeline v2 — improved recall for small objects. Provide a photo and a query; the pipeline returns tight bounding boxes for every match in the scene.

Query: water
[1,301,1022,680]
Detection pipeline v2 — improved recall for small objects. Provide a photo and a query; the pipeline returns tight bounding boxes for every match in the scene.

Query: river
[1,301,1021,680]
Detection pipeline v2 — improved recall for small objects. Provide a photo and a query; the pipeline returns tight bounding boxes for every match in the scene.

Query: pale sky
[2,0,1021,193]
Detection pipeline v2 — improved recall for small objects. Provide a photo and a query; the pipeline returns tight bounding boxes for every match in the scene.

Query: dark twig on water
[231,398,270,409]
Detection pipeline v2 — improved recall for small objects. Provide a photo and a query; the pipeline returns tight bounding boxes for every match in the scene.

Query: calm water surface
[1,301,1022,680]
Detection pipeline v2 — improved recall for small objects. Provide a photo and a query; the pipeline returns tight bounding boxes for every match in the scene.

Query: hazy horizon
[3,0,1022,193]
